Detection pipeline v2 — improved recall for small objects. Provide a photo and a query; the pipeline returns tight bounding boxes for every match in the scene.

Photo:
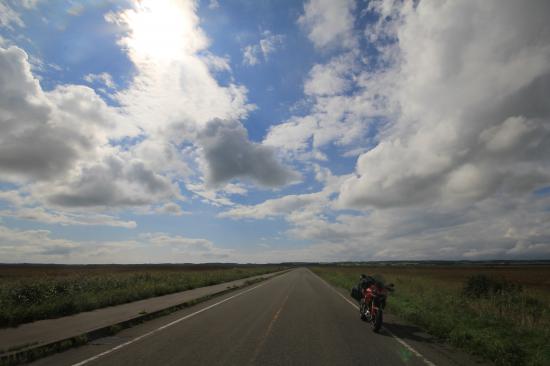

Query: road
[31,268,476,366]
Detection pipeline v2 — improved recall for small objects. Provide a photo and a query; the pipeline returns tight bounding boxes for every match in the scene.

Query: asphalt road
[31,268,477,366]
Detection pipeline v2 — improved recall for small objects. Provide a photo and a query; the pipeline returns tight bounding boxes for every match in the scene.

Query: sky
[0,0,549,264]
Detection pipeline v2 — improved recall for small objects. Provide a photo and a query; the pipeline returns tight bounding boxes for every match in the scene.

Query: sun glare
[120,0,206,63]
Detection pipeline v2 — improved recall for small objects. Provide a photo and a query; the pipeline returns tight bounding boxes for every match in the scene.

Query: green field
[0,264,285,328]
[311,264,550,366]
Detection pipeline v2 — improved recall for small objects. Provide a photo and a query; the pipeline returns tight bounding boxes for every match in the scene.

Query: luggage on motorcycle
[351,286,361,301]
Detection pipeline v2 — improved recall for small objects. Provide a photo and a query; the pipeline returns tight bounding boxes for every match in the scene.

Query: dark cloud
[0,46,116,183]
[198,119,299,187]
[46,157,176,208]
[0,47,77,181]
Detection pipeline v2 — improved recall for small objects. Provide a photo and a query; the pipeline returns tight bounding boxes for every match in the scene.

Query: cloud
[0,225,81,262]
[107,0,253,137]
[264,49,388,160]
[155,202,189,216]
[0,207,137,228]
[265,76,382,159]
[0,47,118,183]
[257,0,550,261]
[220,192,324,220]
[198,119,299,187]
[220,165,346,220]
[41,157,178,208]
[67,3,85,16]
[0,2,24,29]
[145,233,220,253]
[0,226,231,263]
[83,72,116,89]
[338,0,550,209]
[21,0,42,9]
[0,46,176,211]
[304,53,356,96]
[200,51,231,72]
[242,31,284,66]
[208,0,220,10]
[298,0,356,49]
[0,0,288,220]
[229,191,550,263]
[242,45,260,66]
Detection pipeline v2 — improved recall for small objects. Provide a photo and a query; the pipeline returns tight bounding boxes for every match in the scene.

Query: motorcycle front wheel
[359,300,367,321]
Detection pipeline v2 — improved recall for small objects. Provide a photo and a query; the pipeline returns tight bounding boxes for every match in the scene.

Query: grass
[311,264,550,366]
[0,264,285,328]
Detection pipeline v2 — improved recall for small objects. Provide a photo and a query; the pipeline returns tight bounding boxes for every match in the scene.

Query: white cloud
[185,182,235,206]
[0,46,176,211]
[0,0,291,223]
[220,165,347,220]
[304,54,355,96]
[208,0,219,10]
[84,72,116,89]
[338,0,550,209]
[0,226,232,263]
[0,207,137,228]
[229,0,550,262]
[0,225,81,262]
[107,0,253,136]
[264,49,387,160]
[21,0,42,9]
[259,32,283,59]
[264,90,382,158]
[155,202,189,216]
[242,31,284,66]
[0,2,24,29]
[220,192,324,220]
[242,45,259,66]
[67,3,85,16]
[298,0,356,50]
[200,51,231,72]
[258,0,550,261]
[3,0,549,263]
[145,233,224,255]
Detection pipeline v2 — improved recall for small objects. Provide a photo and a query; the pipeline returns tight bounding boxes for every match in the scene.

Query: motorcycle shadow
[377,321,436,345]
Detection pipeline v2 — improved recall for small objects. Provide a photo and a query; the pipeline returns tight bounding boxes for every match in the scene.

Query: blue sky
[1,0,549,263]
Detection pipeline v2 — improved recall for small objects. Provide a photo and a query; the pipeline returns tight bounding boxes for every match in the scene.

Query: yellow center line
[248,286,293,364]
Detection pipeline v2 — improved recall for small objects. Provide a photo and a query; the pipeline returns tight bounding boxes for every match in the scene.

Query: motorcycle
[359,280,394,332]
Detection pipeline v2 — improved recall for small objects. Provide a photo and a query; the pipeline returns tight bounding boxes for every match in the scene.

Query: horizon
[2,259,550,266]
[1,0,549,264]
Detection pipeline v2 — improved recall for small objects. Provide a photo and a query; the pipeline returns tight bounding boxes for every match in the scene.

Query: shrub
[0,266,284,327]
[463,274,522,298]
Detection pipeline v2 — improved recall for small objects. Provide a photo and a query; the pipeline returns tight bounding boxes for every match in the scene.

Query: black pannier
[351,286,361,301]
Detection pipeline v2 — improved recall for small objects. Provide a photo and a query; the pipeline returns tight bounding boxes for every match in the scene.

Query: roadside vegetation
[311,264,550,366]
[0,264,285,328]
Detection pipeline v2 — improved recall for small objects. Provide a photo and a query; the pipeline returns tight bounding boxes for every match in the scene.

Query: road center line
[71,281,269,366]
[249,290,291,364]
[310,271,437,366]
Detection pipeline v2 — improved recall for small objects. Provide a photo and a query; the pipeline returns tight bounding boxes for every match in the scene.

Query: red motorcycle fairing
[360,282,389,332]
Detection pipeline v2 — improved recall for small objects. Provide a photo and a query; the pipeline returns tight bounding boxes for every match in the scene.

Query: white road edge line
[313,272,437,366]
[71,281,269,366]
